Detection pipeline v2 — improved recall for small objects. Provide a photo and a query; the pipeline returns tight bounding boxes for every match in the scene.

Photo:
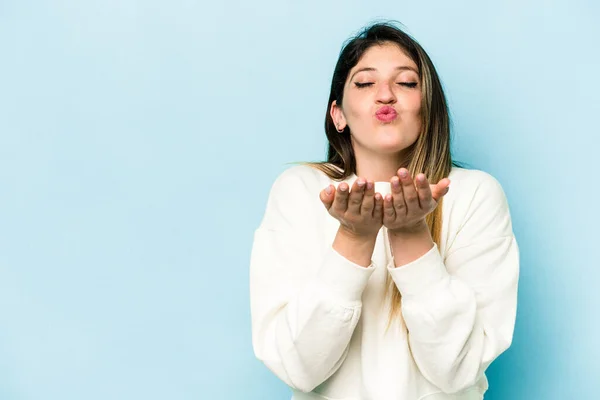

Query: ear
[330,100,347,131]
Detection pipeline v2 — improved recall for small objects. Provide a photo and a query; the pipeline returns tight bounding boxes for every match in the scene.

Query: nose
[375,82,397,104]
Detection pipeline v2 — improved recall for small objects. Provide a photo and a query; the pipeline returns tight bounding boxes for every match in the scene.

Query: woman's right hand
[319,178,384,239]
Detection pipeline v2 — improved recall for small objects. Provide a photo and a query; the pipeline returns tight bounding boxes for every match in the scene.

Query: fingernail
[325,186,332,194]
[417,174,425,182]
[367,181,373,190]
[340,184,347,192]
[392,177,400,187]
[357,179,365,187]
[400,169,408,178]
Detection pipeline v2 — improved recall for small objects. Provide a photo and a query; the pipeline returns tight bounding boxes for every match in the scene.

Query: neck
[353,146,410,183]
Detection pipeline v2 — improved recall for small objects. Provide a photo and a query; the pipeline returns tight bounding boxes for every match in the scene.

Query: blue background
[0,0,598,399]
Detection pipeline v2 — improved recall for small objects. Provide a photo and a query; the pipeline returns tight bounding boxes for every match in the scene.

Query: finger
[415,174,432,209]
[320,185,335,210]
[383,193,395,223]
[399,169,419,212]
[360,180,375,215]
[332,182,349,213]
[347,178,366,215]
[373,192,384,219]
[391,176,407,217]
[431,178,451,202]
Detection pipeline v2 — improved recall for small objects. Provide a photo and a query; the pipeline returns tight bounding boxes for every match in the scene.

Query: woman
[249,21,519,400]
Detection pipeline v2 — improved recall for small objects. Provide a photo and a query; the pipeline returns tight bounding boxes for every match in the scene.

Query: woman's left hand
[383,168,451,233]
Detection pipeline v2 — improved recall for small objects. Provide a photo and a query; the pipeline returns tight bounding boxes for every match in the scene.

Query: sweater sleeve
[249,168,377,392]
[386,172,520,394]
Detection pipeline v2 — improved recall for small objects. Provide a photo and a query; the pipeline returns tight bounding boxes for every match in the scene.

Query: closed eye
[354,82,418,88]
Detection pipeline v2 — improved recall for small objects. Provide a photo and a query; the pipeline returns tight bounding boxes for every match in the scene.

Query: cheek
[343,97,371,121]
[403,93,422,114]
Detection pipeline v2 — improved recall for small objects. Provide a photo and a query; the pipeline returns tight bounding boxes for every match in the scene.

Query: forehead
[353,43,417,71]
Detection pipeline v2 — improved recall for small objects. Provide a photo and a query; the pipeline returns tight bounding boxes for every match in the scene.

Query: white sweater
[249,164,519,400]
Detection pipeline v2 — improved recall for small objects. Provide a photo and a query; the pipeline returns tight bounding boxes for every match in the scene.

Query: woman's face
[331,42,422,157]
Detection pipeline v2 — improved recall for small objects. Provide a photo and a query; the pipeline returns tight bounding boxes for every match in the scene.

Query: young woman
[249,21,519,400]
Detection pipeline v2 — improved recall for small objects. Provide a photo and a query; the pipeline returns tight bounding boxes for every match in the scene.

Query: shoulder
[448,166,505,195]
[260,163,333,230]
[445,166,513,236]
[447,166,509,208]
[269,163,338,200]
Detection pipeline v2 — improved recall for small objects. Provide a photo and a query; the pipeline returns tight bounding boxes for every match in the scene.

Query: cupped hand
[383,168,451,233]
[320,177,384,238]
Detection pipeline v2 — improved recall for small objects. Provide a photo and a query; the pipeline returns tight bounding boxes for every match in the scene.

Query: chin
[372,143,407,154]
[353,131,415,154]
[378,135,407,147]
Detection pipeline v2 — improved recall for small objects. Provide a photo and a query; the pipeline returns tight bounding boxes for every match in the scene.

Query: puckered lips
[375,106,398,122]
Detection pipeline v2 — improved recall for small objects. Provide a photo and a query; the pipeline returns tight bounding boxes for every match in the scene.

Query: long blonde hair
[292,21,465,327]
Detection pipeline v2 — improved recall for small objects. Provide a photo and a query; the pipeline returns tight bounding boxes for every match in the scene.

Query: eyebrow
[349,66,419,81]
